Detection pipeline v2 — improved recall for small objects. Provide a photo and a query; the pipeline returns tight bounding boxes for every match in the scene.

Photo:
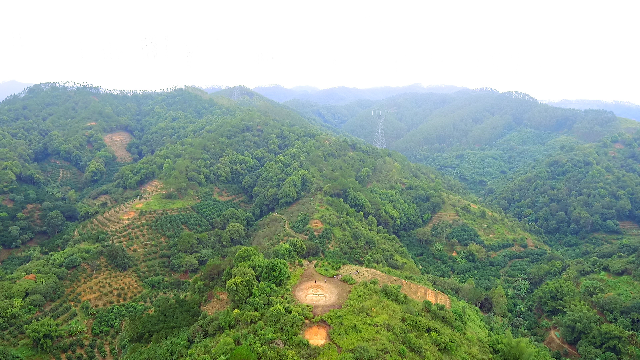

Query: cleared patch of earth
[122,211,137,219]
[310,219,324,234]
[339,265,451,308]
[2,197,14,207]
[103,131,133,162]
[202,292,230,315]
[303,322,331,346]
[293,263,352,316]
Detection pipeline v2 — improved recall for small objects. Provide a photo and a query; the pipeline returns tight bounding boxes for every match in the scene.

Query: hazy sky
[2,0,638,103]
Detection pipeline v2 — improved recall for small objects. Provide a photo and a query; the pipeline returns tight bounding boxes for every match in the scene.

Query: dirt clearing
[104,131,133,162]
[202,292,230,315]
[310,219,324,234]
[303,322,331,346]
[293,264,352,316]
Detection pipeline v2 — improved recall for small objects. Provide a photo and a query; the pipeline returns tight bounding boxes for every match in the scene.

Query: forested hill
[546,99,640,121]
[286,90,640,234]
[1,83,639,360]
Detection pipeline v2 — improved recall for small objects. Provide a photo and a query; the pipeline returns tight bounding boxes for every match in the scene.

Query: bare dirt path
[339,265,451,308]
[543,327,579,358]
[272,213,308,240]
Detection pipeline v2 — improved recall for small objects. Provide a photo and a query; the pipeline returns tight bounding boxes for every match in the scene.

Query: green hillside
[1,84,639,360]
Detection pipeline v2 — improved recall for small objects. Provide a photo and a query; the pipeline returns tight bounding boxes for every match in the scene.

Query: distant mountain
[0,80,33,101]
[250,84,467,104]
[545,99,640,121]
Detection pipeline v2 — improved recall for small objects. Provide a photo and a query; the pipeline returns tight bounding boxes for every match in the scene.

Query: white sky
[1,0,638,103]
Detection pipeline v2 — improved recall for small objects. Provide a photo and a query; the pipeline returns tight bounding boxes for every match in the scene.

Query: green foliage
[92,302,146,336]
[226,265,258,306]
[103,243,134,271]
[341,274,356,285]
[25,317,62,352]
[125,297,201,344]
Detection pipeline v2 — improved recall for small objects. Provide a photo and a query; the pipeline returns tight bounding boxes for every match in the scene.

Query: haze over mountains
[0,80,33,101]
[545,99,640,121]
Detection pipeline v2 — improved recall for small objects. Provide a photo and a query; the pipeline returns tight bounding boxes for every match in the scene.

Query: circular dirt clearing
[293,264,352,316]
[304,323,330,346]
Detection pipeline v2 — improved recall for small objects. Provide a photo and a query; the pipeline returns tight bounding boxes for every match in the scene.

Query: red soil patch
[122,211,137,219]
[614,142,624,149]
[103,131,133,162]
[86,122,97,126]
[304,322,331,346]
[339,265,451,308]
[134,203,144,208]
[452,251,458,256]
[310,219,324,234]
[24,274,37,281]
[609,151,616,156]
[293,264,352,316]
[2,198,14,207]
[202,292,230,315]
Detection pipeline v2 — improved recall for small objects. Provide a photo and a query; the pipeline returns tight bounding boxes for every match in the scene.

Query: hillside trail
[543,327,579,358]
[272,213,308,240]
[338,265,451,308]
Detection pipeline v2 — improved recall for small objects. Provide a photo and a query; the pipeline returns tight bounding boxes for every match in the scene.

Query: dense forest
[0,83,639,359]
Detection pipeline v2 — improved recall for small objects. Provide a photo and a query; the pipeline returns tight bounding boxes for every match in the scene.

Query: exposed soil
[614,142,625,149]
[202,292,230,315]
[293,264,352,316]
[303,322,331,346]
[2,197,14,207]
[310,219,324,234]
[339,265,451,308]
[427,212,460,228]
[0,248,13,263]
[72,265,142,307]
[103,131,133,162]
[141,180,163,193]
[526,238,535,248]
[23,204,43,225]
[543,327,579,359]
[122,211,137,219]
